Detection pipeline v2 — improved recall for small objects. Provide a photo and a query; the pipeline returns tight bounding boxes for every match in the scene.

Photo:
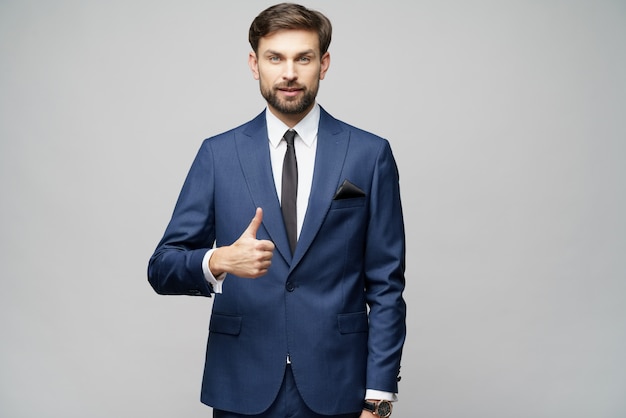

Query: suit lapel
[237,108,349,268]
[237,111,292,262]
[292,108,348,269]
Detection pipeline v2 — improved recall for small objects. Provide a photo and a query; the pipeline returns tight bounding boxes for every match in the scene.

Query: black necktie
[281,130,298,254]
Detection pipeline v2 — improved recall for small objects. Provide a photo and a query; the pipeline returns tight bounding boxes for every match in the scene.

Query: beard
[260,79,319,115]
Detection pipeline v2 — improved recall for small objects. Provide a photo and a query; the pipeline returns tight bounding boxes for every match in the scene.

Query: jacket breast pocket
[330,196,366,210]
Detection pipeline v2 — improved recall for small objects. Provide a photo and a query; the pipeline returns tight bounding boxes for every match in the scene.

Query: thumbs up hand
[241,206,265,241]
[209,208,275,278]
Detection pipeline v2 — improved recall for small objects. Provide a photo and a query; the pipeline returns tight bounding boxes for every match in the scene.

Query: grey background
[1,1,625,417]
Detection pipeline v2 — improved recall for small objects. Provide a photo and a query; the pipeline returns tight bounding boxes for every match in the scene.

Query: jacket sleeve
[147,140,216,297]
[364,140,407,393]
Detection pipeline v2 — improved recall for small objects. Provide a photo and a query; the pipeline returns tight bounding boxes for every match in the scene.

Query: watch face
[377,401,392,417]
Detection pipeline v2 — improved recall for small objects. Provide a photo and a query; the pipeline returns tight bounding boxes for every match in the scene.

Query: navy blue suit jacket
[148,107,406,415]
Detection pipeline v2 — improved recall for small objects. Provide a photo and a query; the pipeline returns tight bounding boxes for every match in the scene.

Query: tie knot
[283,130,296,147]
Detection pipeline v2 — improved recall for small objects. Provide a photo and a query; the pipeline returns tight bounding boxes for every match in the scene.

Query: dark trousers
[213,365,360,418]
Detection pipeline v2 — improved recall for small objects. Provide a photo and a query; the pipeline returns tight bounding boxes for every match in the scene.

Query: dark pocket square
[333,179,366,200]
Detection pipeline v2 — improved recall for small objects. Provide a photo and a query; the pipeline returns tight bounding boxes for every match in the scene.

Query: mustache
[275,82,305,90]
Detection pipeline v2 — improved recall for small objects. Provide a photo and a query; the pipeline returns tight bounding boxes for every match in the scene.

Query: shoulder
[320,106,390,148]
[200,111,266,147]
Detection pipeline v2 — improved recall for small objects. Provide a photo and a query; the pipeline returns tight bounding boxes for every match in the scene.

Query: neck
[267,103,315,128]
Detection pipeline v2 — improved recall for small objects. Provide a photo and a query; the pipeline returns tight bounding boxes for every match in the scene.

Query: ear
[319,52,331,80]
[248,51,260,80]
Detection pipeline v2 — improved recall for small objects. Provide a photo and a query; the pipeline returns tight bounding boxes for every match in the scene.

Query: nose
[283,60,297,81]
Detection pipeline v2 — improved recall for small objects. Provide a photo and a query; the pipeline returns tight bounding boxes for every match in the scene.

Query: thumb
[242,207,263,238]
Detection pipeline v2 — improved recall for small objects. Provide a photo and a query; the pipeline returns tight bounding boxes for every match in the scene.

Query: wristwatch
[363,399,393,417]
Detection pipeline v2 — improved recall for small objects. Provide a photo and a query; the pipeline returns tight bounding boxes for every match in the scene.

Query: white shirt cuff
[202,249,225,293]
[365,389,397,402]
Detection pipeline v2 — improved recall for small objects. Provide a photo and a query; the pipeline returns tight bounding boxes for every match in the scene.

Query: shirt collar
[266,103,320,149]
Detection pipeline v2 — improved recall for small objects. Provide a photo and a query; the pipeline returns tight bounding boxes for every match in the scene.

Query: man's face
[249,29,330,122]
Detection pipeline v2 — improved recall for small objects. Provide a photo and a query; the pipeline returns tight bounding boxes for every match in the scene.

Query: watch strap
[363,399,393,417]
[363,400,377,413]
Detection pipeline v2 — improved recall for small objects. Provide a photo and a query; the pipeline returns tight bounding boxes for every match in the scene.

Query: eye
[269,56,281,63]
[298,56,311,63]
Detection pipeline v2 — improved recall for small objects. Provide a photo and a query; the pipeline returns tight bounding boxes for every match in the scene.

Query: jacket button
[285,281,295,292]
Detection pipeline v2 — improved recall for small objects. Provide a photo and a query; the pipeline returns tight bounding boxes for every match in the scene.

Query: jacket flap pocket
[337,311,368,334]
[209,313,242,335]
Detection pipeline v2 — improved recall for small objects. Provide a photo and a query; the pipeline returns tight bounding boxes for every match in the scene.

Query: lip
[278,87,302,97]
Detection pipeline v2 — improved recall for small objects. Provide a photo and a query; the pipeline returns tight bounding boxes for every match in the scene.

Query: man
[148,3,406,417]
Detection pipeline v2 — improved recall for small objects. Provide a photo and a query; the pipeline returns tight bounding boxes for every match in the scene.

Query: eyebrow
[263,49,317,57]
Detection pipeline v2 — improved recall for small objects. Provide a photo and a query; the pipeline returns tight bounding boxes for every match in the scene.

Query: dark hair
[249,3,332,55]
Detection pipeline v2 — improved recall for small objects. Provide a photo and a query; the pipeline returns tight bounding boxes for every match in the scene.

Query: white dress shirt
[267,103,319,238]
